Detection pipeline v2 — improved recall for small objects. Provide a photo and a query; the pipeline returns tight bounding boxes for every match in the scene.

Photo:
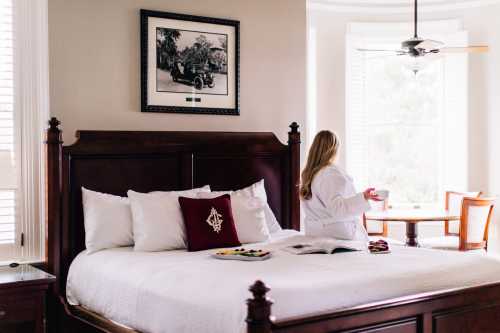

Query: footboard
[246,280,500,333]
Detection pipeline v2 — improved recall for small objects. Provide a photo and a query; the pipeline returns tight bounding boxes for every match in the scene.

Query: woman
[301,130,381,241]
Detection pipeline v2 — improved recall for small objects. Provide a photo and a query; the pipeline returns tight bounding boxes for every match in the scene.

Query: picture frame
[140,9,240,115]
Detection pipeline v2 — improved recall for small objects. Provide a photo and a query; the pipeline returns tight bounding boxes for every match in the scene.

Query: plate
[370,250,391,254]
[212,253,272,261]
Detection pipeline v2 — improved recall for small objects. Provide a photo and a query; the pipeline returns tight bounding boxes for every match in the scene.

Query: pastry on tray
[368,240,391,254]
[212,248,272,261]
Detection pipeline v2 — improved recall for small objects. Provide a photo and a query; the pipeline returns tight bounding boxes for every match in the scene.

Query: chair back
[445,191,481,235]
[363,199,389,236]
[459,197,495,251]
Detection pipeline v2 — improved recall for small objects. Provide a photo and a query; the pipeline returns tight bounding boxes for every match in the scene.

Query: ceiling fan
[357,0,489,58]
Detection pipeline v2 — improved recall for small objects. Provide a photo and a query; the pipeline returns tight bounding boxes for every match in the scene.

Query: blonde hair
[300,130,340,200]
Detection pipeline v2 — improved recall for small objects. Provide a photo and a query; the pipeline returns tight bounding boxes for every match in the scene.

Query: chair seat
[421,236,459,250]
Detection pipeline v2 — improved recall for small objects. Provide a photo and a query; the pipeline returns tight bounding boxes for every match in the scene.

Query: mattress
[67,231,500,333]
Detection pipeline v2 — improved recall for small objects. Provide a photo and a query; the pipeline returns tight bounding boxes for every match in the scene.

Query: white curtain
[8,0,49,262]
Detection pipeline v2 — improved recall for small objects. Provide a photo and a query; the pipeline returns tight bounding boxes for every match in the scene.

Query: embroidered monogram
[206,207,223,233]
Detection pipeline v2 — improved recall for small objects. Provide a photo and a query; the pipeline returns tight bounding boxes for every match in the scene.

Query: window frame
[0,0,49,264]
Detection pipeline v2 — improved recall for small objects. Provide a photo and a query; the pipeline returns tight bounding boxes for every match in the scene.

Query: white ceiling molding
[308,0,500,13]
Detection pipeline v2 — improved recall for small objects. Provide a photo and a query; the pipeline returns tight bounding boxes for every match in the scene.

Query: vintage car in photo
[170,61,215,90]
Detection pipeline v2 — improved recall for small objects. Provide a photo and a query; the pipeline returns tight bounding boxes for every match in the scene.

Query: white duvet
[67,231,500,333]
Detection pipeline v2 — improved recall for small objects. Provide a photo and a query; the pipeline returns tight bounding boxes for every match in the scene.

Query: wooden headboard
[45,118,301,294]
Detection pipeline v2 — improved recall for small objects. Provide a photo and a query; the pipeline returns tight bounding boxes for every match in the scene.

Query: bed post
[46,117,63,288]
[288,122,301,231]
[46,117,65,332]
[247,280,273,333]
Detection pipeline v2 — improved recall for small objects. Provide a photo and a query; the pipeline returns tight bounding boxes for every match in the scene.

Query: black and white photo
[141,10,239,115]
[156,28,228,95]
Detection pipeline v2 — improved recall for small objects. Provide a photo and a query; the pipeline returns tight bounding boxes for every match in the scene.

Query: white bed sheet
[67,230,500,333]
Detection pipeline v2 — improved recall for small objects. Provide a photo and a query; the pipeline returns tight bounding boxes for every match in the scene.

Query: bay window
[346,20,468,208]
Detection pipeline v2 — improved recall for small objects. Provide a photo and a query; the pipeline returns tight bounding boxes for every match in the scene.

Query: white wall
[483,8,500,252]
[308,3,500,246]
[49,0,306,144]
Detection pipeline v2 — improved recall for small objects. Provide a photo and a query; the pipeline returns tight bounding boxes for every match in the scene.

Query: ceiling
[308,0,500,13]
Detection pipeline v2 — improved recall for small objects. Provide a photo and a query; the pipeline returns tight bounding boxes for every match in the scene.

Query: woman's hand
[363,188,383,201]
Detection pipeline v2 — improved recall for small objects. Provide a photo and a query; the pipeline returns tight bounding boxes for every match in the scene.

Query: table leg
[406,222,419,247]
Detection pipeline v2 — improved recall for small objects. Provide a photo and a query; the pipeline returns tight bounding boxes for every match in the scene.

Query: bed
[45,118,500,333]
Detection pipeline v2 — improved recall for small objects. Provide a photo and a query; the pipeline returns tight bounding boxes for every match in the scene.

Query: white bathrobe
[302,164,370,241]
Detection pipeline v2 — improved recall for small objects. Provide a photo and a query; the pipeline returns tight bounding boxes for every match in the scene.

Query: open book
[284,239,366,255]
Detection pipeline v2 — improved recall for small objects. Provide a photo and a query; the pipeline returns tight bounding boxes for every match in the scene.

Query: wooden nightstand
[0,264,55,333]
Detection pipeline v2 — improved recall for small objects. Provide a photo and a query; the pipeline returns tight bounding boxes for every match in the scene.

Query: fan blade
[423,52,444,61]
[356,48,405,53]
[415,39,445,50]
[439,46,489,53]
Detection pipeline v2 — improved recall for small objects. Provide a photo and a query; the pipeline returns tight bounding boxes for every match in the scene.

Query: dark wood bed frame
[45,117,500,333]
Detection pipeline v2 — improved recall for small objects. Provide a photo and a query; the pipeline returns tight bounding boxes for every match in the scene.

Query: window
[346,20,468,208]
[0,0,49,263]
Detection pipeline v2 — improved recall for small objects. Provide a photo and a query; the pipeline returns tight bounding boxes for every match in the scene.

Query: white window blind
[0,0,17,260]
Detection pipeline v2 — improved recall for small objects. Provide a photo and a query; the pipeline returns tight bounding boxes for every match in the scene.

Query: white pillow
[235,180,282,234]
[128,186,210,251]
[82,187,134,254]
[198,192,270,243]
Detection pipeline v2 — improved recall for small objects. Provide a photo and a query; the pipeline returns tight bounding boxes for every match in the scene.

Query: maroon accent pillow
[179,194,241,251]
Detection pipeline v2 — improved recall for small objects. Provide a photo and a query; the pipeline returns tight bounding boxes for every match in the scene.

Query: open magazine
[284,239,366,255]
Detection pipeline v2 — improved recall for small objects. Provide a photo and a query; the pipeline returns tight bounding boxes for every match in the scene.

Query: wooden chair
[422,197,495,251]
[444,191,481,236]
[363,199,389,237]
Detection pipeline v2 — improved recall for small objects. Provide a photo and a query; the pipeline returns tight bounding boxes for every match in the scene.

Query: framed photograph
[140,9,240,115]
